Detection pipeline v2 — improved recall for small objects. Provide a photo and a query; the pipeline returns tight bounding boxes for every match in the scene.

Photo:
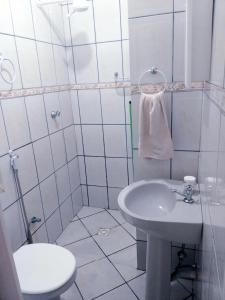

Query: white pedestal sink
[118,180,202,300]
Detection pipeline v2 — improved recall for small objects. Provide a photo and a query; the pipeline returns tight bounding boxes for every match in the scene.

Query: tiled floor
[58,207,144,300]
[58,206,194,300]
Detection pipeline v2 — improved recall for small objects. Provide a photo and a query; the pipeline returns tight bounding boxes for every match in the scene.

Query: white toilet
[13,243,77,300]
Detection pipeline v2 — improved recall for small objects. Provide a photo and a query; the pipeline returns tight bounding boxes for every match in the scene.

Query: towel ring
[0,53,16,85]
[138,67,167,96]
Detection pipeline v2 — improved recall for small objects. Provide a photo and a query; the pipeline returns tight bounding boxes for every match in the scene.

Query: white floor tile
[109,245,144,281]
[61,283,83,300]
[82,211,118,235]
[57,220,90,246]
[122,223,136,240]
[76,258,124,300]
[128,274,146,300]
[95,284,138,300]
[65,237,105,267]
[107,209,126,225]
[170,280,192,300]
[78,206,104,219]
[93,226,135,256]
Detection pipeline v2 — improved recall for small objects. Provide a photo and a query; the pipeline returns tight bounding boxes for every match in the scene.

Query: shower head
[68,0,89,17]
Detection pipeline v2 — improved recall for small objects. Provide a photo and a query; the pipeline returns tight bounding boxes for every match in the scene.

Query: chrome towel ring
[0,53,16,85]
[138,67,167,96]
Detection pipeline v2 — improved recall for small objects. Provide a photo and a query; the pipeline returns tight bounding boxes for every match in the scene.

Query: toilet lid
[13,243,76,295]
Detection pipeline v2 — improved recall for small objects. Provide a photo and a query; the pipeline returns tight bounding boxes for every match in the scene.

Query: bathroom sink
[118,179,202,244]
[123,181,176,218]
[118,179,202,300]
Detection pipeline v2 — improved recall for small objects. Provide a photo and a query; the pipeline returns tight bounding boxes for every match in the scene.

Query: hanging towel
[138,92,173,159]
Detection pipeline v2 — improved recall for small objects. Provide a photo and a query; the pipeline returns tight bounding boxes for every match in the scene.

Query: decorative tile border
[130,81,204,95]
[0,81,204,100]
[204,82,225,113]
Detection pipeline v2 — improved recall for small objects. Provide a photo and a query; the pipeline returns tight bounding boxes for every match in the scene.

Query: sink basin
[118,179,202,244]
[118,179,202,300]
[124,181,176,218]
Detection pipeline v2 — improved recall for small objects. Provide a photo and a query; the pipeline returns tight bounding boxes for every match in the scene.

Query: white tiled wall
[65,0,131,209]
[65,0,211,210]
[0,0,82,251]
[128,1,211,182]
[210,0,225,87]
[0,90,83,251]
[65,0,129,84]
[128,2,213,297]
[198,1,225,299]
[198,93,224,300]
[129,13,173,84]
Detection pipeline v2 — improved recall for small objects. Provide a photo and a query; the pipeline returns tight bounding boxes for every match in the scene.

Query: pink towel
[138,92,173,159]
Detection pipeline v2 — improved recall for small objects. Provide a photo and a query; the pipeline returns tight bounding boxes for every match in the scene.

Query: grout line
[91,283,130,300]
[91,0,100,84]
[77,153,132,159]
[99,91,110,209]
[81,183,124,189]
[170,0,175,180]
[0,31,66,47]
[24,94,51,240]
[122,88,131,185]
[70,38,129,48]
[76,90,90,206]
[209,1,216,86]
[77,209,105,221]
[9,1,24,91]
[128,10,185,20]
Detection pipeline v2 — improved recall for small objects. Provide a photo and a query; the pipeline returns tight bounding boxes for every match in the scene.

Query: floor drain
[97,228,111,236]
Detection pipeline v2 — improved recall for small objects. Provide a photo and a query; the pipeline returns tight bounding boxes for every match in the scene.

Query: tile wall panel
[198,93,223,299]
[128,1,211,184]
[210,0,225,87]
[129,13,173,84]
[65,0,208,212]
[0,0,82,251]
[128,2,212,298]
[198,1,225,298]
[64,0,132,209]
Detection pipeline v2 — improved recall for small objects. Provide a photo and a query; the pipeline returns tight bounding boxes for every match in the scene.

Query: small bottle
[184,176,196,187]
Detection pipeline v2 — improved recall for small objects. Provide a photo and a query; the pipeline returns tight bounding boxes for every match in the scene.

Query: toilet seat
[13,243,76,300]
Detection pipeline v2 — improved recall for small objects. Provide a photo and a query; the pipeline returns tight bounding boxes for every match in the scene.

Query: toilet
[13,243,77,300]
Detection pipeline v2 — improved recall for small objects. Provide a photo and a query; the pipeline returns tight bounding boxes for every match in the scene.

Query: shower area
[0,0,222,299]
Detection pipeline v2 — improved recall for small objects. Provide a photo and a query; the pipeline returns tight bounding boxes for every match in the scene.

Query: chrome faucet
[171,176,196,204]
[183,184,194,203]
[171,184,194,204]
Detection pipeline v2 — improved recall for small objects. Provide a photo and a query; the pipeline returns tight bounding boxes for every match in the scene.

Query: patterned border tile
[130,81,204,95]
[0,81,204,100]
[0,84,71,100]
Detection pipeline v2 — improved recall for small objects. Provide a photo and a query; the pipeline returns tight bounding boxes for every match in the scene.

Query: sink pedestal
[118,180,202,299]
[146,234,171,300]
